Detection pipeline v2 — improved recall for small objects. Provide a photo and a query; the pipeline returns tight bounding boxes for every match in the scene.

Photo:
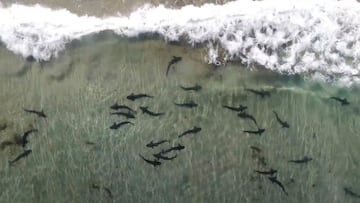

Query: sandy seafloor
[0,1,360,203]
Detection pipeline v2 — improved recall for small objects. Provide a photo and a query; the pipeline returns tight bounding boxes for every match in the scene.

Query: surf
[1,0,360,84]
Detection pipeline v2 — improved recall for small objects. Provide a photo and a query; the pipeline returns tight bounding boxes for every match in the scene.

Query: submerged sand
[0,34,360,202]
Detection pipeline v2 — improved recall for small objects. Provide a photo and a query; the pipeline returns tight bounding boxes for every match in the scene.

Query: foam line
[1,0,360,84]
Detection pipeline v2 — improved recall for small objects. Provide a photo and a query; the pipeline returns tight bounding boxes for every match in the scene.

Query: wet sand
[1,0,234,16]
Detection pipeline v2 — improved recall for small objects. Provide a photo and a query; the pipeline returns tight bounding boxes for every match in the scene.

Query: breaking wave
[1,0,360,84]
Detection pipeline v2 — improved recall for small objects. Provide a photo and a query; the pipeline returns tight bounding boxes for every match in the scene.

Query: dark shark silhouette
[161,144,185,154]
[139,106,165,117]
[85,141,95,145]
[329,97,350,105]
[223,104,247,112]
[110,112,135,119]
[243,128,265,136]
[139,154,161,167]
[166,56,182,76]
[110,103,135,112]
[91,183,100,190]
[109,121,134,129]
[174,101,198,108]
[344,187,360,198]
[21,129,38,148]
[146,140,170,148]
[1,141,15,150]
[288,156,312,164]
[23,108,47,118]
[273,111,290,128]
[245,88,271,98]
[126,93,153,101]
[254,168,277,176]
[9,149,32,166]
[268,176,288,196]
[0,123,7,131]
[250,146,261,153]
[178,126,202,138]
[238,112,257,126]
[153,152,177,161]
[180,84,202,91]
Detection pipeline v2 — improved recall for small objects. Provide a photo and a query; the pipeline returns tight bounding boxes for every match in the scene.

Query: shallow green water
[0,35,360,203]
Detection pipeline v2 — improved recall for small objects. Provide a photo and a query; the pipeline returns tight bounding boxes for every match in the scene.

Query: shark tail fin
[166,65,171,76]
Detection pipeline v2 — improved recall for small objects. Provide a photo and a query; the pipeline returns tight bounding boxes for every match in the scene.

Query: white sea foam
[1,0,360,83]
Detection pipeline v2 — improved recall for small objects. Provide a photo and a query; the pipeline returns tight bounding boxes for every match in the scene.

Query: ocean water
[0,1,360,202]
